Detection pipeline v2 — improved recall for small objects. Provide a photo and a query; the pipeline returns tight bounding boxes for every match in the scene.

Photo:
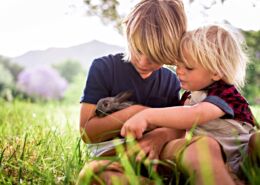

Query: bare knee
[77,160,118,185]
[248,131,260,164]
[181,137,223,172]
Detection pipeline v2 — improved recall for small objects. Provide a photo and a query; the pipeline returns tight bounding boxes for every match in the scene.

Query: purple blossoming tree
[17,66,68,100]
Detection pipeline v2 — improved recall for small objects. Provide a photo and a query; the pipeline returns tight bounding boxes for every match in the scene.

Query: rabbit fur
[95,91,134,117]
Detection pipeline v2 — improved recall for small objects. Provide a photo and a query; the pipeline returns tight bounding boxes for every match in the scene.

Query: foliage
[0,63,14,101]
[63,72,87,104]
[0,63,13,86]
[0,56,23,81]
[0,56,29,101]
[242,30,260,104]
[16,66,68,100]
[84,0,123,33]
[53,60,84,83]
[83,0,258,33]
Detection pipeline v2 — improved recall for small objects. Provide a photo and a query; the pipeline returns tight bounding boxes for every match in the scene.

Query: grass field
[0,100,259,184]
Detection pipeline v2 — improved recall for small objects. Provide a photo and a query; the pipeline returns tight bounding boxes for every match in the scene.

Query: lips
[137,67,150,73]
[179,78,185,83]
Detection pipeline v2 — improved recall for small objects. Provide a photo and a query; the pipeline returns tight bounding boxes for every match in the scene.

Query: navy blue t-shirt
[80,53,180,107]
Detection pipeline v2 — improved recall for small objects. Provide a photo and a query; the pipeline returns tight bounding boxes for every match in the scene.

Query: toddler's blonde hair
[124,0,187,65]
[179,25,249,89]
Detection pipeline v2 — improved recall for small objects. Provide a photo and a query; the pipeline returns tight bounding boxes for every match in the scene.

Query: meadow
[0,100,259,184]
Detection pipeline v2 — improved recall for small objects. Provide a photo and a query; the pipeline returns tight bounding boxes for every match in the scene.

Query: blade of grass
[18,133,28,184]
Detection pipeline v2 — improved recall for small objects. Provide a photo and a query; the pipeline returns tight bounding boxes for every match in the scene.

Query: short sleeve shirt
[180,80,255,126]
[80,53,181,107]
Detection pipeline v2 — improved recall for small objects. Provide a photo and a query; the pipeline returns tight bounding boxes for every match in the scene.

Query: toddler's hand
[120,114,148,139]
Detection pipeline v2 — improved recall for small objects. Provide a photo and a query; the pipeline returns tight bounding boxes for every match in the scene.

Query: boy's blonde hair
[179,25,249,89]
[124,0,187,65]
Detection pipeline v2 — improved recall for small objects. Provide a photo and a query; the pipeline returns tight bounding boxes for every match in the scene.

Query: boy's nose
[139,56,152,66]
[176,66,184,75]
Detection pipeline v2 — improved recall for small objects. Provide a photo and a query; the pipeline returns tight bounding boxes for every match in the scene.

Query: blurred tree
[53,60,84,83]
[0,63,13,86]
[0,63,14,101]
[84,0,122,33]
[0,56,29,101]
[17,66,68,100]
[0,56,23,81]
[63,73,87,104]
[83,0,258,33]
[242,30,260,104]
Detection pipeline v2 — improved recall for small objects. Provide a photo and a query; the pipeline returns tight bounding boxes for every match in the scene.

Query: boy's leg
[160,136,235,185]
[77,159,155,185]
[77,160,124,185]
[96,171,155,185]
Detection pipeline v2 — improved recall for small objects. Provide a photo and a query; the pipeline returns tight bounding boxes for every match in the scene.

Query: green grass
[251,105,260,127]
[0,100,260,184]
[0,100,85,184]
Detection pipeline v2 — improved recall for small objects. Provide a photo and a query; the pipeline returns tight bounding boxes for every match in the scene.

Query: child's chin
[180,85,189,91]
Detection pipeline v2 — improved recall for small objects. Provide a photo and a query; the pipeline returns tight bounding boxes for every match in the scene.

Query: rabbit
[95,91,134,117]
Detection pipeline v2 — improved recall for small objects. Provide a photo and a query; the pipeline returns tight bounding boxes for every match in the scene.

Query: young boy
[78,0,187,184]
[121,25,256,185]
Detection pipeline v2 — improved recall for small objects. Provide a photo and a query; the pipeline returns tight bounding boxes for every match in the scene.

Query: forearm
[145,106,198,129]
[82,105,147,143]
[145,103,224,129]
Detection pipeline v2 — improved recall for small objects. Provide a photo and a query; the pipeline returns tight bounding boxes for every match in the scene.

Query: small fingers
[121,125,142,139]
[120,125,134,138]
[120,126,126,137]
[135,129,144,139]
[136,150,146,162]
[147,150,156,160]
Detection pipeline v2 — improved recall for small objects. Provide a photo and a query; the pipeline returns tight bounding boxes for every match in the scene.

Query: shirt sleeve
[80,59,112,104]
[203,95,234,118]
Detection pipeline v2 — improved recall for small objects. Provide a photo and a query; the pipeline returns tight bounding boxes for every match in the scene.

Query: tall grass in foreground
[0,100,86,184]
[0,100,260,184]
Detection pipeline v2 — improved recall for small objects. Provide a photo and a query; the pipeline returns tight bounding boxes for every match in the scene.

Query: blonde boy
[78,0,187,184]
[121,25,256,185]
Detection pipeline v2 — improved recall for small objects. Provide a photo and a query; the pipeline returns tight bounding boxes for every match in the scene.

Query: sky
[0,0,259,57]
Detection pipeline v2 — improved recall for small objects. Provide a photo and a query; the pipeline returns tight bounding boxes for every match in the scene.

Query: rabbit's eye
[103,102,108,107]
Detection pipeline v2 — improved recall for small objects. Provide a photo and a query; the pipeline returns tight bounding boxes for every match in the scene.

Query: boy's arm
[80,103,147,143]
[121,102,225,139]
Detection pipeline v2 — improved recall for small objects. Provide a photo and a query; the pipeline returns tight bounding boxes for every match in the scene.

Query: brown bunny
[95,91,134,117]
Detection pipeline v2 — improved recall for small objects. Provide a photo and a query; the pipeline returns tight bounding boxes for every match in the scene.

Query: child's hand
[120,113,148,139]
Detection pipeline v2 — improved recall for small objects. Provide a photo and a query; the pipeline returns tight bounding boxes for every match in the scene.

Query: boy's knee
[248,131,260,153]
[77,168,90,185]
[76,160,105,185]
[181,136,222,170]
[201,136,222,155]
[248,131,260,164]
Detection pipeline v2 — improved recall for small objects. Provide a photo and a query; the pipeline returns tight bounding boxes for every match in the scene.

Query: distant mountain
[10,40,125,69]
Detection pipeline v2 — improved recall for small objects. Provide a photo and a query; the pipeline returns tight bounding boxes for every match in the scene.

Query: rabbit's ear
[115,91,133,103]
[117,101,134,110]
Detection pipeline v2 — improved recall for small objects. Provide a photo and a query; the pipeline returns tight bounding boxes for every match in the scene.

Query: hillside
[10,40,125,69]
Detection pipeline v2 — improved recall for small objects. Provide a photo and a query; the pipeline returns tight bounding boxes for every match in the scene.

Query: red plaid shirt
[180,80,255,126]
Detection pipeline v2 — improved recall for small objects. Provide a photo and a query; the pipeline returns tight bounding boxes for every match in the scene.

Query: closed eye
[185,66,193,71]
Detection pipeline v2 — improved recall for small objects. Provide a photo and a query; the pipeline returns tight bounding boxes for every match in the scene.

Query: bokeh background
[0,0,259,104]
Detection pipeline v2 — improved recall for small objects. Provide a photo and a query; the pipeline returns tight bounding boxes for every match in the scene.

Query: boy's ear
[211,73,222,81]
